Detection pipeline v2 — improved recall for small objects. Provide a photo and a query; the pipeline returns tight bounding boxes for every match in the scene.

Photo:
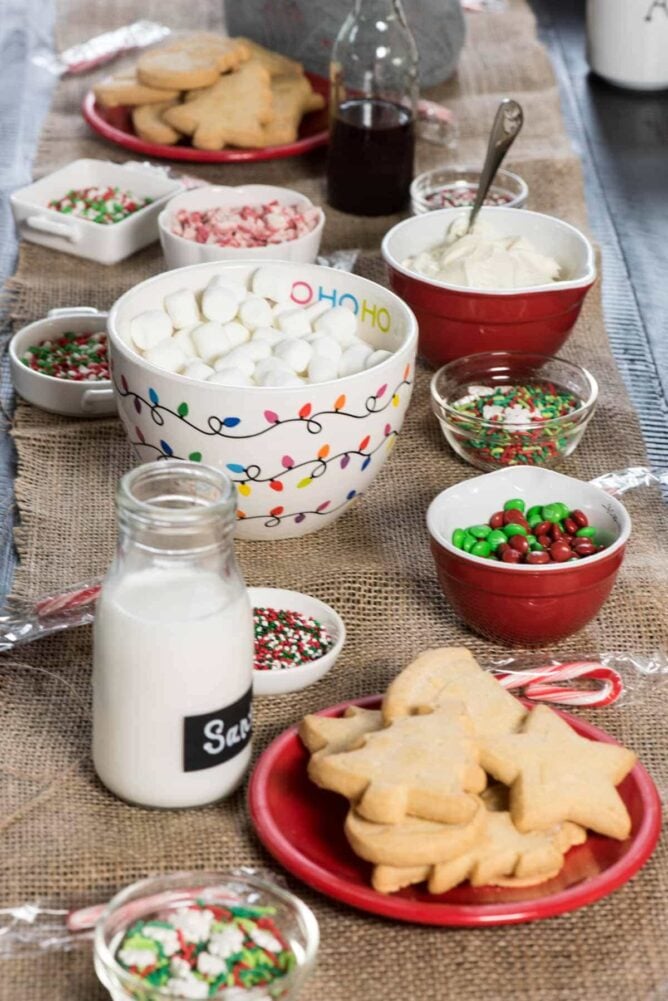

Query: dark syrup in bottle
[327,97,415,216]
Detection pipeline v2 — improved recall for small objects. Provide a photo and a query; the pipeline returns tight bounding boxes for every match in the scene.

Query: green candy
[576,526,596,539]
[466,524,491,539]
[471,540,491,558]
[503,523,528,537]
[487,529,508,550]
[528,513,543,529]
[553,502,571,520]
[503,498,525,512]
[452,528,466,549]
[462,534,477,553]
[541,503,562,522]
[527,505,543,520]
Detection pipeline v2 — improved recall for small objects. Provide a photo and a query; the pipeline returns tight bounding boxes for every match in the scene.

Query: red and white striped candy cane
[494,661,624,708]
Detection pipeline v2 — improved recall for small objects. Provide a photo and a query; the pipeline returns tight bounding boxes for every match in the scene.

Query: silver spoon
[467,98,524,233]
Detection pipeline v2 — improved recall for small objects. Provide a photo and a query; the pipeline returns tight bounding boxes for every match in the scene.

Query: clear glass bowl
[410,165,528,215]
[94,871,319,1001]
[430,351,598,471]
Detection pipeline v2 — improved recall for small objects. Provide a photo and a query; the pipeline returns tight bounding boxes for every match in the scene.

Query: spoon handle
[468,98,524,232]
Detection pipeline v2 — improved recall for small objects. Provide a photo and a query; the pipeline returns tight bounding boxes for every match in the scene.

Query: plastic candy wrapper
[416,100,459,148]
[0,868,287,959]
[590,465,668,500]
[33,21,171,77]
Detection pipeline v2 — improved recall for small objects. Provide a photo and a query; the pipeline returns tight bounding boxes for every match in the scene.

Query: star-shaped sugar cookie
[382,647,526,739]
[308,704,486,825]
[480,704,636,840]
[371,809,586,895]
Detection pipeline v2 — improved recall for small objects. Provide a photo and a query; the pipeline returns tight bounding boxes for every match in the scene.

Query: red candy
[550,541,573,562]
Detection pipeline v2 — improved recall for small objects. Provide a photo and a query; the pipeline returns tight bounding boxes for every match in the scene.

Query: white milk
[93,565,254,808]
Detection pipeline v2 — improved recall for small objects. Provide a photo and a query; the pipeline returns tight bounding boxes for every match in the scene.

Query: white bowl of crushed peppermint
[249,586,345,696]
[159,184,325,269]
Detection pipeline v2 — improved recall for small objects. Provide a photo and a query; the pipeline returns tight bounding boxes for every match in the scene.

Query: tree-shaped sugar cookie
[480,704,636,840]
[372,809,587,895]
[308,704,486,825]
[164,62,274,150]
[383,647,526,739]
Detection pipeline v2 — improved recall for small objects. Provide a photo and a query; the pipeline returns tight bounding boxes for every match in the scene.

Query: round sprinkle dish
[254,606,334,671]
[21,330,110,381]
[451,497,606,564]
[48,186,152,224]
[114,899,295,996]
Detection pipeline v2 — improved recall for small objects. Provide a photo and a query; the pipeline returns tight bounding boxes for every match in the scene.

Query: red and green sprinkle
[21,330,110,381]
[426,184,513,209]
[115,900,295,998]
[48,186,152,224]
[253,607,333,671]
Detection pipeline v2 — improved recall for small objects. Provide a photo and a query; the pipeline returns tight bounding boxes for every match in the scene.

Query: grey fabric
[225,0,466,86]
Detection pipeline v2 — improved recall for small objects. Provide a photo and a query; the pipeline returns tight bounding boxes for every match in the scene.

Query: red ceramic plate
[248,696,661,926]
[81,73,329,163]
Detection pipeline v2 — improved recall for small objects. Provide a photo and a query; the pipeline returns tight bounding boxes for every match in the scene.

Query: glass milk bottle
[327,0,419,216]
[92,460,253,809]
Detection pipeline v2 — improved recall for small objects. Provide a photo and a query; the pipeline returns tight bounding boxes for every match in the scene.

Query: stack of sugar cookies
[93,34,325,150]
[300,648,637,894]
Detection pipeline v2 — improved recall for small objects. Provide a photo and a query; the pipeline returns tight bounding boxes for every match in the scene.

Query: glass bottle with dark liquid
[327,0,418,216]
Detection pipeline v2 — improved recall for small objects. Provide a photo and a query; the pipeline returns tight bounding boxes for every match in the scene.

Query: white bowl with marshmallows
[108,261,418,540]
[158,184,325,269]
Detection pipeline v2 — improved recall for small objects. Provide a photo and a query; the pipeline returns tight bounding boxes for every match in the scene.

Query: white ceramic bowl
[10,159,182,265]
[159,184,325,269]
[107,260,418,540]
[9,307,116,417]
[250,586,345,696]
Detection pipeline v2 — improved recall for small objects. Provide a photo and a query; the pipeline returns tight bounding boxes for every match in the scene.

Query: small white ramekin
[159,184,325,269]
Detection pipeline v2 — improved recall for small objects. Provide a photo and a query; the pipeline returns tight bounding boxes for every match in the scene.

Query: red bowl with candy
[426,466,630,646]
[381,207,597,367]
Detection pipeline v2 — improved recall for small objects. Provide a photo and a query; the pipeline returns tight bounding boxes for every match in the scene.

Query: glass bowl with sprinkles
[410,166,528,215]
[249,587,345,697]
[430,351,598,471]
[94,871,319,1001]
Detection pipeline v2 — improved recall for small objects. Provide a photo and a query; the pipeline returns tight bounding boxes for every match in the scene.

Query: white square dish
[10,159,183,265]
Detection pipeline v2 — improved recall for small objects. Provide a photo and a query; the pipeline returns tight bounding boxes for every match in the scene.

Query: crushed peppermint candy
[254,606,334,671]
[171,200,320,249]
[114,900,295,996]
[48,186,152,224]
[21,330,110,381]
[425,183,514,209]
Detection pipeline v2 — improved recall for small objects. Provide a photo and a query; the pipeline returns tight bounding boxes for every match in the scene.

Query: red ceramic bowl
[381,207,597,367]
[426,466,630,646]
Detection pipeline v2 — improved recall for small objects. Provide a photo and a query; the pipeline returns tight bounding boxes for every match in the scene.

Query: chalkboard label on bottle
[183,687,253,772]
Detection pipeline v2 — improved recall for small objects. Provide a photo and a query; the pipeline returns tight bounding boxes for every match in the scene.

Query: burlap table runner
[2,2,667,998]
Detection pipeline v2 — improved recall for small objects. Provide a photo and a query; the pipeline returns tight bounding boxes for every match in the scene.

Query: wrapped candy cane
[494,662,624,708]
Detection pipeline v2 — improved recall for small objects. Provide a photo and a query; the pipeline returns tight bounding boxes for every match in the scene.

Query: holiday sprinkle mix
[21,330,110,381]
[450,382,582,466]
[426,184,513,209]
[253,607,333,671]
[48,186,152,224]
[115,900,295,998]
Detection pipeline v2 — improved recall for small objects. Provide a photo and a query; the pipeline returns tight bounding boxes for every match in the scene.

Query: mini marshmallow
[220,322,250,349]
[206,274,248,304]
[164,289,200,330]
[338,342,373,378]
[213,344,256,377]
[254,357,293,382]
[173,328,197,359]
[251,265,294,302]
[259,368,305,388]
[117,320,134,347]
[272,302,293,319]
[183,360,214,381]
[129,310,173,351]
[276,308,312,338]
[192,322,234,364]
[252,327,283,348]
[201,286,239,324]
[314,306,358,341]
[208,367,254,387]
[307,355,339,384]
[366,348,393,368]
[144,341,187,374]
[238,296,273,331]
[273,337,313,374]
[309,334,342,362]
[245,339,272,361]
[303,300,332,324]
